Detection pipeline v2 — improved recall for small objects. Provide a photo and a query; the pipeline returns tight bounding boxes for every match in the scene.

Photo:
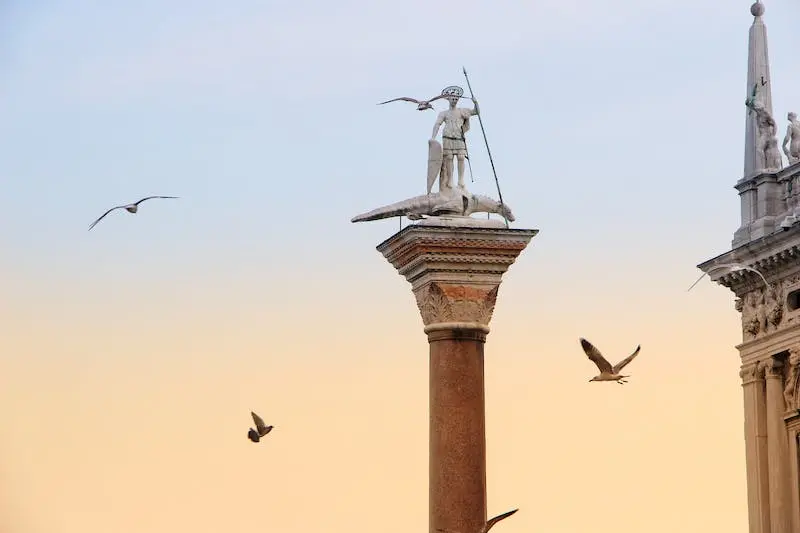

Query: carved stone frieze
[740,274,800,340]
[413,282,499,327]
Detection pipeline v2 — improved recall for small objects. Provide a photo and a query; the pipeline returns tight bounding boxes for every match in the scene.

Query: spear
[462,66,508,227]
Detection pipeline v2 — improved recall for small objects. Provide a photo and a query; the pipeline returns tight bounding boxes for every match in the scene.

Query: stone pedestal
[376,224,537,533]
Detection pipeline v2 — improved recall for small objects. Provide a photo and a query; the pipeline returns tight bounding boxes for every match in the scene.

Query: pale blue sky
[2,0,800,308]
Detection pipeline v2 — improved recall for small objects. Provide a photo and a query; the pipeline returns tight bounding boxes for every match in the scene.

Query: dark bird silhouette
[378,94,451,111]
[88,196,179,230]
[436,509,519,533]
[580,338,641,384]
[247,411,273,443]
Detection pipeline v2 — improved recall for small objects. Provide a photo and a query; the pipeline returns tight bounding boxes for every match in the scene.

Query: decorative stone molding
[741,362,766,384]
[414,282,498,329]
[376,225,537,332]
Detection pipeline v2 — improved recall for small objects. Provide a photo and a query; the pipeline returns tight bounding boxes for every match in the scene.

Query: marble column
[763,358,791,533]
[377,223,537,533]
[741,362,771,533]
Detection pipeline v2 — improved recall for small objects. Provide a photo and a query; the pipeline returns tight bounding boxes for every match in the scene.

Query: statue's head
[789,112,797,121]
[441,85,464,108]
[497,201,515,222]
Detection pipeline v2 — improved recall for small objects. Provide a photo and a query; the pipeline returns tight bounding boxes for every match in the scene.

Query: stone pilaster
[741,362,771,533]
[762,358,791,533]
[377,224,537,533]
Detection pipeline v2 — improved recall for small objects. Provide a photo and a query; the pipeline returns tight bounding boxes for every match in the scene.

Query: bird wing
[88,206,124,231]
[251,411,267,432]
[686,272,708,291]
[612,345,641,373]
[378,97,422,105]
[427,94,449,104]
[714,263,770,289]
[483,509,519,533]
[134,195,179,206]
[580,338,612,374]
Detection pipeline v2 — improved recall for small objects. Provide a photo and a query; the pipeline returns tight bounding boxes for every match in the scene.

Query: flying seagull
[377,94,454,111]
[247,411,273,443]
[88,196,179,231]
[580,338,641,385]
[687,262,769,292]
[436,509,519,533]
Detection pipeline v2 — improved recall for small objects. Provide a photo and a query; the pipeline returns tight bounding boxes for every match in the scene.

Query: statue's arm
[470,98,479,116]
[431,114,444,140]
[783,125,793,154]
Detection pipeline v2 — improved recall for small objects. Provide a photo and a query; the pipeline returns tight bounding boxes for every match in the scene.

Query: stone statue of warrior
[429,86,479,192]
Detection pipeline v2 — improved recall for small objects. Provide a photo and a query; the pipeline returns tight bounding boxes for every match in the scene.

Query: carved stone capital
[377,225,537,332]
[762,357,784,379]
[413,282,498,330]
[740,362,765,384]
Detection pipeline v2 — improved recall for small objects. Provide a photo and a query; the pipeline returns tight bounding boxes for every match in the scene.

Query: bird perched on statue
[377,94,455,111]
[88,196,179,231]
[436,509,519,533]
[580,338,641,385]
[247,411,273,443]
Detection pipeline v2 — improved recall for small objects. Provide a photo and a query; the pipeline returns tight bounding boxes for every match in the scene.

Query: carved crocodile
[351,189,514,223]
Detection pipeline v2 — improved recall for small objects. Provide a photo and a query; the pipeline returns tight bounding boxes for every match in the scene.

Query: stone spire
[743,0,775,178]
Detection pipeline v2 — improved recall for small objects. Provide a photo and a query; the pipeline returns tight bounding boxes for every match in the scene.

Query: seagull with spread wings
[377,94,453,111]
[436,509,519,533]
[88,196,179,231]
[580,338,641,385]
[688,262,770,292]
[247,411,274,443]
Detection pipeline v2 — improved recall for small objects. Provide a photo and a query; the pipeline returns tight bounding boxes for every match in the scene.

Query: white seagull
[580,338,641,385]
[436,509,519,533]
[88,196,179,231]
[687,262,769,292]
[378,94,456,111]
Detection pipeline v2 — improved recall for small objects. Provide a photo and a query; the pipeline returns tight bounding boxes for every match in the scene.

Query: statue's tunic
[437,108,474,157]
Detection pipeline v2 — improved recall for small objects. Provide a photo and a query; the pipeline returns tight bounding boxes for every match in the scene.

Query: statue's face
[790,112,797,121]
[447,96,459,106]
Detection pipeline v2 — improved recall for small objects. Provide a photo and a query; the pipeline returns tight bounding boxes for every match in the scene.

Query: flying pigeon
[377,94,453,111]
[687,262,769,292]
[436,509,519,533]
[88,196,179,231]
[247,411,273,443]
[580,338,641,385]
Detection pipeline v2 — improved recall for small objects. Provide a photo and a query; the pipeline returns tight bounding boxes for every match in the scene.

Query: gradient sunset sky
[3,1,800,532]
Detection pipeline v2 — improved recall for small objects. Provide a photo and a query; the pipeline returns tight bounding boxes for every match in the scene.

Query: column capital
[762,357,784,379]
[741,362,766,384]
[377,225,537,331]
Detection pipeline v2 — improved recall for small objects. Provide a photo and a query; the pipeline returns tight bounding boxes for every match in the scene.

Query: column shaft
[742,363,771,533]
[428,328,487,533]
[764,359,791,533]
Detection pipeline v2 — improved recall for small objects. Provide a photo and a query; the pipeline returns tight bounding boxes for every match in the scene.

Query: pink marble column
[377,225,536,533]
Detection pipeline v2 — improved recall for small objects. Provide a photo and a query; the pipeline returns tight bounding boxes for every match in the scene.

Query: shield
[427,139,443,194]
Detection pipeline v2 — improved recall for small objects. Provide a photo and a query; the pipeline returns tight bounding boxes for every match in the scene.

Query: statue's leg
[456,155,466,188]
[442,154,454,190]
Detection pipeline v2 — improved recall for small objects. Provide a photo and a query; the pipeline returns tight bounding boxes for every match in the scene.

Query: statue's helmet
[441,85,464,99]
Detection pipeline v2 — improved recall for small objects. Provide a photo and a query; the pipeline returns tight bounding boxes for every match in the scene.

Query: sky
[2,0,800,532]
